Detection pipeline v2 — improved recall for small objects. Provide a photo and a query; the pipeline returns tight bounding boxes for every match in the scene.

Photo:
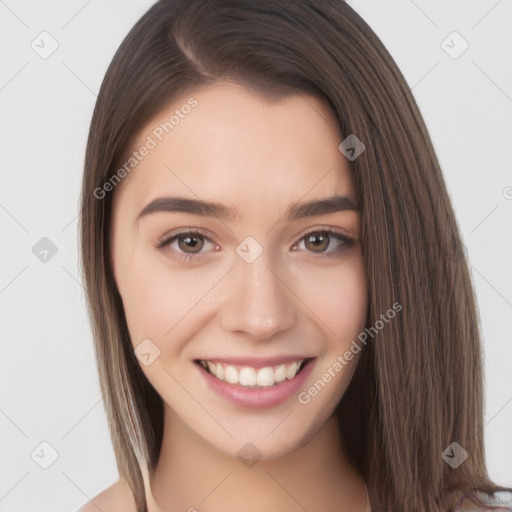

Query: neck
[147,404,369,512]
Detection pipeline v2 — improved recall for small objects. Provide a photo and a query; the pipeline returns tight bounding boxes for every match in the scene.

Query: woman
[79,0,512,510]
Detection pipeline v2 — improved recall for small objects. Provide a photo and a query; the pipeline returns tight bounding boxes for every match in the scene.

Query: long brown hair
[79,1,512,510]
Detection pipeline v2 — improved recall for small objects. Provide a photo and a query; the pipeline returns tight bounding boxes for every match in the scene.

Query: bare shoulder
[79,478,137,512]
[455,492,512,511]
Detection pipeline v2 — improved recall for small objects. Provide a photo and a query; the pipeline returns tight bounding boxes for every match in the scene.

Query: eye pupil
[178,234,204,253]
[305,232,329,252]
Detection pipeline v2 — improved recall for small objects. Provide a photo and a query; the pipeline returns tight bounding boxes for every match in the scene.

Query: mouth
[194,358,314,389]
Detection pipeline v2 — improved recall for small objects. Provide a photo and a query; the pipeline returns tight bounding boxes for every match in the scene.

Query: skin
[90,80,370,511]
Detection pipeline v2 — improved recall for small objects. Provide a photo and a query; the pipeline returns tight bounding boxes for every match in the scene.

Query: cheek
[294,256,367,338]
[115,247,219,349]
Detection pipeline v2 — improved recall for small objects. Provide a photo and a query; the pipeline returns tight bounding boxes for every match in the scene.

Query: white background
[0,1,511,510]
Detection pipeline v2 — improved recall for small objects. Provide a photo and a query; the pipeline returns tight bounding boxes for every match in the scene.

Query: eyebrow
[137,195,359,222]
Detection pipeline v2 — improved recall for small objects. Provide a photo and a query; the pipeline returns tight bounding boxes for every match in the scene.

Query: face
[110,80,367,460]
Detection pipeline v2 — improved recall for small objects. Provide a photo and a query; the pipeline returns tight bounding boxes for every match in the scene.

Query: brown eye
[292,229,354,259]
[156,230,219,262]
[304,231,330,252]
[177,233,204,253]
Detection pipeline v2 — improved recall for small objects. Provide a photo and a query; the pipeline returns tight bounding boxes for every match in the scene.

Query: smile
[196,359,309,388]
[194,356,316,409]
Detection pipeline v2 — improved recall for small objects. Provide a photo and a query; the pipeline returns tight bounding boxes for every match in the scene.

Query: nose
[220,252,297,341]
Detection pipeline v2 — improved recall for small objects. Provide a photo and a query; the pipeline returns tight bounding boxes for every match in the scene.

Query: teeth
[216,363,224,380]
[256,366,274,387]
[199,359,305,388]
[286,361,299,380]
[224,365,238,384]
[274,364,287,383]
[239,367,257,386]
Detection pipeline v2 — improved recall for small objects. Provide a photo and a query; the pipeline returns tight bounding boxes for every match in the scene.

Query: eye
[291,228,354,258]
[156,227,355,262]
[156,230,219,261]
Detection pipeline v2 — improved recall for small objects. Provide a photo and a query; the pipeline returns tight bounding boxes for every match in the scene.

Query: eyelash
[156,227,355,262]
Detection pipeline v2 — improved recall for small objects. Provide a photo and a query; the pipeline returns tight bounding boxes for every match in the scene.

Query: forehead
[115,81,355,213]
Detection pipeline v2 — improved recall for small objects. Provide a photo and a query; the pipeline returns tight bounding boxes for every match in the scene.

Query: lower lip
[196,359,315,409]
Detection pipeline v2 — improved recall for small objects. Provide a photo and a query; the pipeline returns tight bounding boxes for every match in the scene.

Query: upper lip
[194,356,314,368]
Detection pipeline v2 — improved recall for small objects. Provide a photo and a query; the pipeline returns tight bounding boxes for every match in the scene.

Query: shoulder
[79,478,137,512]
[455,492,512,511]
